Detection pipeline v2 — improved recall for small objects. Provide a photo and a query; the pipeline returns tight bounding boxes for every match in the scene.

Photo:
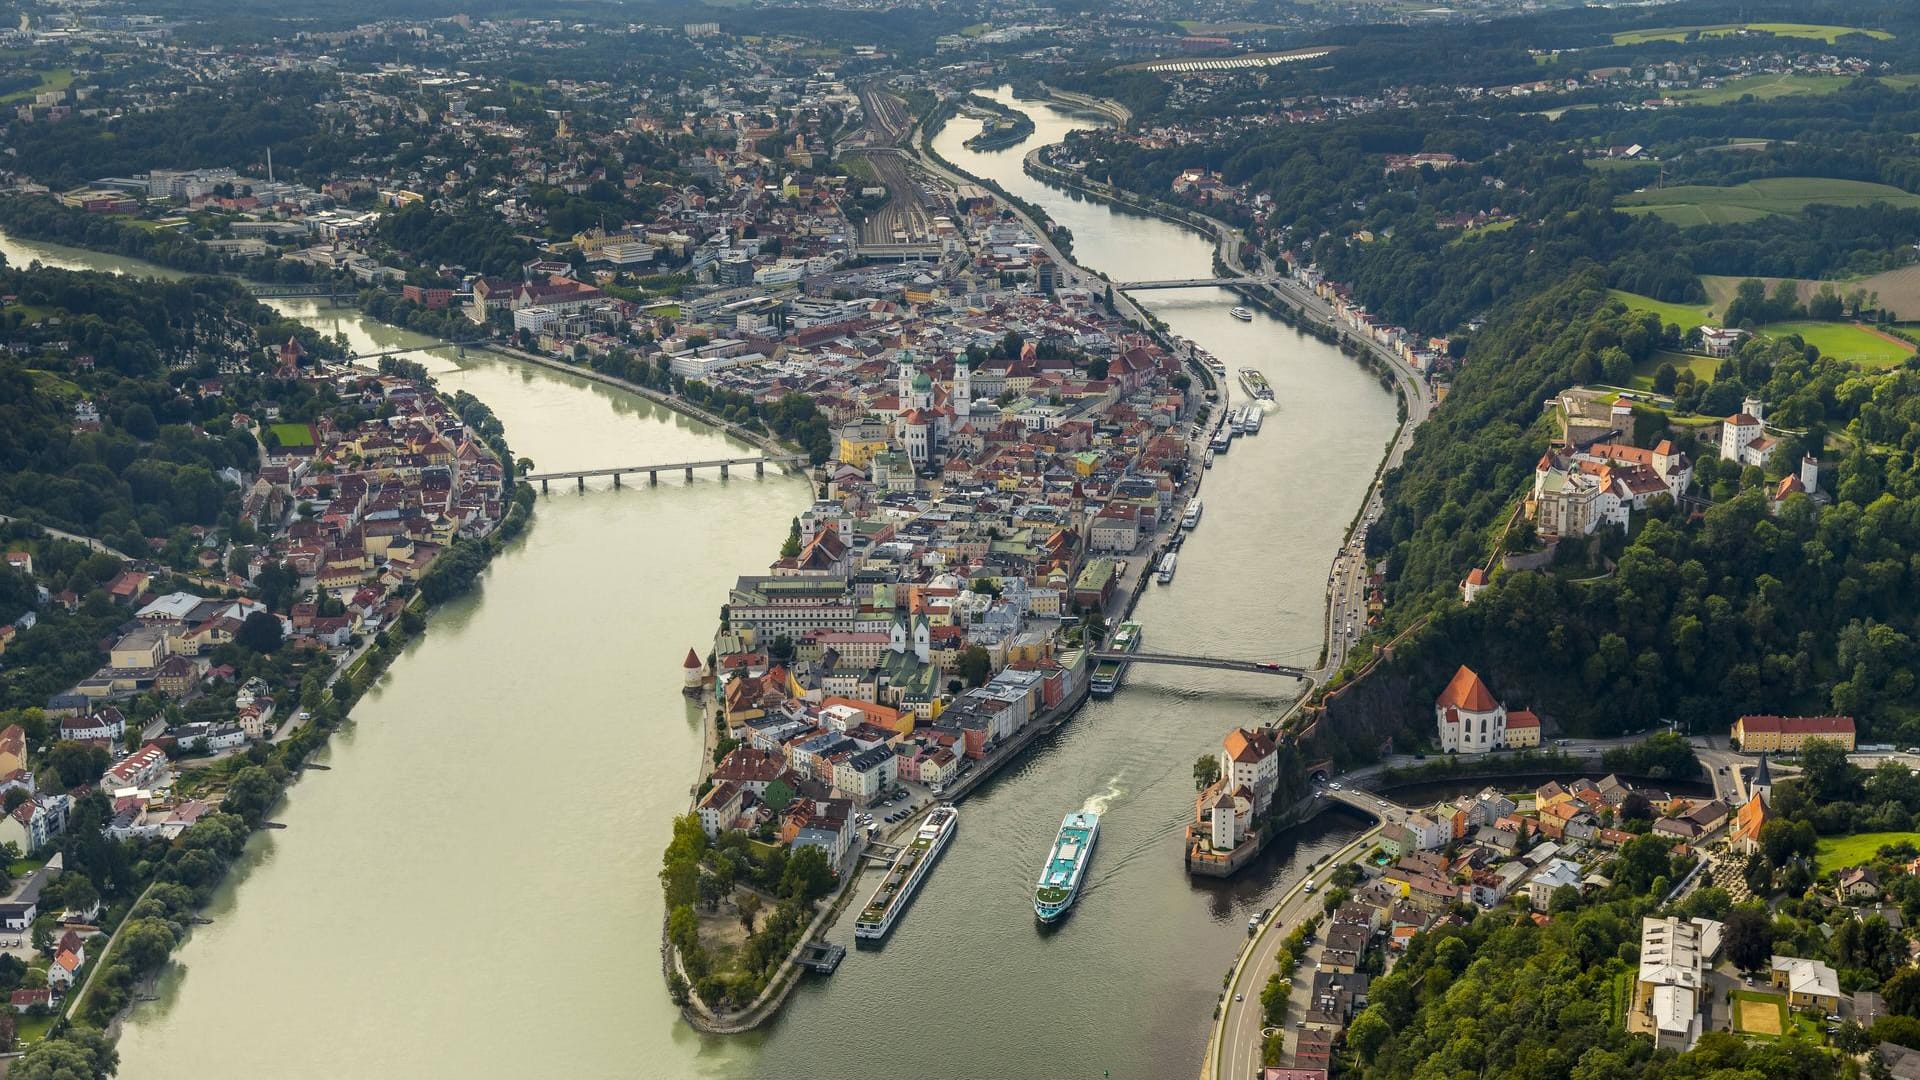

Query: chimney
[1801,454,1818,493]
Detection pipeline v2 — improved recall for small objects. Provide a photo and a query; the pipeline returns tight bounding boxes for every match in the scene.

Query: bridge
[1088,650,1307,677]
[526,454,808,491]
[346,342,481,364]
[245,283,361,300]
[1112,274,1279,291]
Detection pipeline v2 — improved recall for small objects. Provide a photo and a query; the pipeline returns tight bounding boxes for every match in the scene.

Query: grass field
[0,68,73,105]
[1815,830,1920,870]
[268,422,315,448]
[1613,22,1893,45]
[1617,177,1920,227]
[1670,74,1856,106]
[1764,320,1915,365]
[1628,349,1719,390]
[1608,289,1714,329]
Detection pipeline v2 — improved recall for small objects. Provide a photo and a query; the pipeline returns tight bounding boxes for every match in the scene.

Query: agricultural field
[1669,74,1855,107]
[1617,177,1920,227]
[1815,831,1920,871]
[1612,22,1893,45]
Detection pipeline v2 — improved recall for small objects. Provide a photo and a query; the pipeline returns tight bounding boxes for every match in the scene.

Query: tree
[221,765,279,825]
[1194,754,1221,791]
[957,645,992,688]
[45,742,109,790]
[780,517,802,559]
[1885,966,1920,1017]
[738,891,763,934]
[1613,834,1670,893]
[1348,1008,1390,1062]
[1723,904,1774,972]
[780,844,834,903]
[9,1028,117,1080]
[236,610,283,654]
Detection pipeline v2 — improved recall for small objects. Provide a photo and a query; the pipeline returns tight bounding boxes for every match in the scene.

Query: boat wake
[1082,773,1125,816]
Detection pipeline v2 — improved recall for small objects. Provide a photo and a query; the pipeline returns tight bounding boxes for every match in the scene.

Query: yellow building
[1504,708,1541,748]
[1731,715,1855,753]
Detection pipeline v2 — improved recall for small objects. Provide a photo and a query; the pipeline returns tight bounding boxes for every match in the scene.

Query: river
[0,85,1395,1080]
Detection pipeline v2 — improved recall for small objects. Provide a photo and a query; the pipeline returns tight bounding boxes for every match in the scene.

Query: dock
[797,940,846,975]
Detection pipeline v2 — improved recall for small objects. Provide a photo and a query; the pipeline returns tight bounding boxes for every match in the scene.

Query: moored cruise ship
[853,806,958,941]
[1181,499,1203,529]
[1156,551,1177,584]
[1089,620,1142,697]
[1034,811,1101,922]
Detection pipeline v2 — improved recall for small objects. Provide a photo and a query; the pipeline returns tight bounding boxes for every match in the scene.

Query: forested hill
[1335,266,1920,748]
[0,266,351,556]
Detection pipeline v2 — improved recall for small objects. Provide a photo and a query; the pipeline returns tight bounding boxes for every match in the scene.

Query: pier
[796,941,846,975]
[526,454,808,491]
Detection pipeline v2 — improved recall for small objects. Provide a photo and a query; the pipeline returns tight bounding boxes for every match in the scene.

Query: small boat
[1230,306,1255,321]
[1204,449,1215,469]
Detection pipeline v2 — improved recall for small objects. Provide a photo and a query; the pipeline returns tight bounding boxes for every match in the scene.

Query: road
[1214,810,1383,1080]
[0,513,137,562]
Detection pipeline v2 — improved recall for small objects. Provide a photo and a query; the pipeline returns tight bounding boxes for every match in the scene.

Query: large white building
[1530,439,1691,538]
[1435,665,1507,753]
[1720,396,1776,468]
[1634,916,1723,1051]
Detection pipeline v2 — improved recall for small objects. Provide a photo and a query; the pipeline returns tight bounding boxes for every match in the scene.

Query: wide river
[2,87,1395,1080]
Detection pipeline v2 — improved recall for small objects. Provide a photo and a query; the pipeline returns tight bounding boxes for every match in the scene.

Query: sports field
[1612,22,1892,45]
[1617,177,1920,226]
[269,422,316,447]
[1734,991,1786,1036]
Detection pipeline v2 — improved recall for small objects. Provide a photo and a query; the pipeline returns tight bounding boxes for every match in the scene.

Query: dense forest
[1340,262,1920,743]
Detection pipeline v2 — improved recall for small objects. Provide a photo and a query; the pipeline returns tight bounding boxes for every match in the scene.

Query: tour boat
[1157,552,1177,584]
[1230,306,1255,321]
[854,806,958,941]
[1181,499,1203,530]
[1090,621,1142,697]
[1239,368,1274,401]
[1034,811,1101,923]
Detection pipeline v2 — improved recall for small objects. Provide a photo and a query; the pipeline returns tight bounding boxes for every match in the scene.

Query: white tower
[897,350,915,402]
[954,356,972,416]
[1743,395,1764,424]
[1800,454,1819,493]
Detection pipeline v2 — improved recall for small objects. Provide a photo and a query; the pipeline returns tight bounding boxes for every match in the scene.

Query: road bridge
[346,341,481,364]
[526,454,808,491]
[1088,650,1307,677]
[1114,275,1279,291]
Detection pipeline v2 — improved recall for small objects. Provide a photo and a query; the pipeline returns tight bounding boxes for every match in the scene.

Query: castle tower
[1743,395,1765,424]
[898,349,915,403]
[1800,455,1819,493]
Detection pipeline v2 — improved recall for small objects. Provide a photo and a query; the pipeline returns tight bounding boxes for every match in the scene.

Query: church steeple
[954,354,972,415]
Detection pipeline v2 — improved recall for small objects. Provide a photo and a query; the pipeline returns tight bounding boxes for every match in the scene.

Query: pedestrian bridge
[1113,275,1279,291]
[526,454,808,490]
[1088,650,1307,677]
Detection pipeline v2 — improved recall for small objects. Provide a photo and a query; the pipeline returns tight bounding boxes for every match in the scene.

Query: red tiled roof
[1436,665,1498,712]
